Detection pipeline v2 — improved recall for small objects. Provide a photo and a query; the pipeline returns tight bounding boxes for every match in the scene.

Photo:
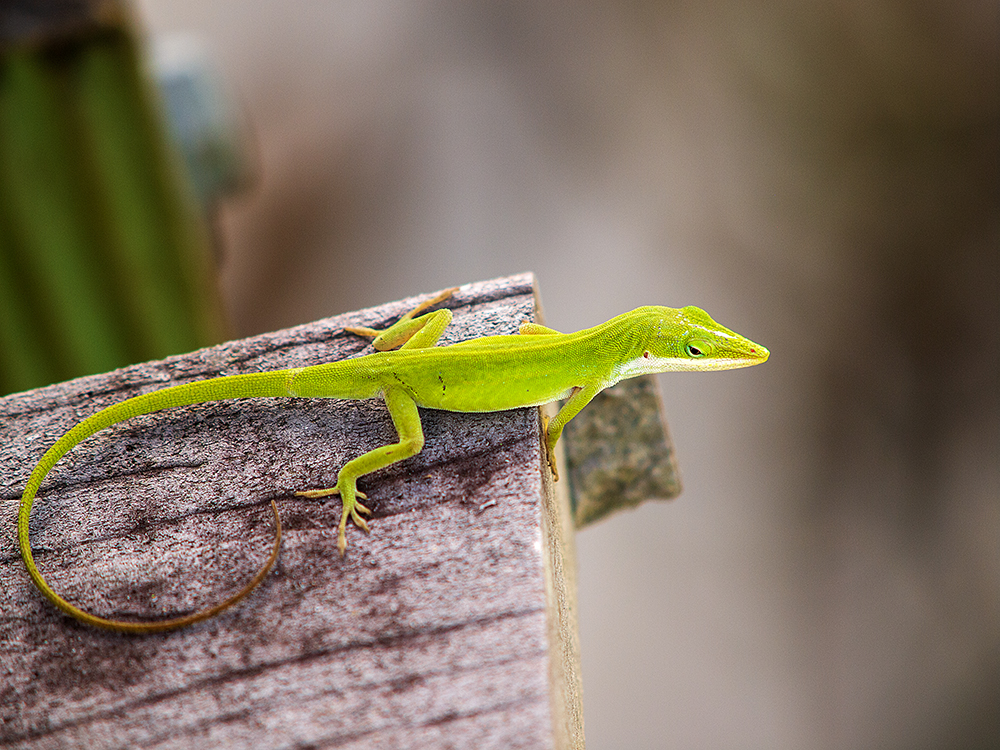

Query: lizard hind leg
[344,287,458,351]
[295,387,424,555]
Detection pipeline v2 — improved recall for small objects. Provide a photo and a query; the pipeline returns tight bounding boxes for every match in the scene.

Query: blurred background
[7,1,998,747]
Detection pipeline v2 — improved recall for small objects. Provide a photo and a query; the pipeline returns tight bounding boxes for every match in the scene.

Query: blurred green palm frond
[0,23,227,396]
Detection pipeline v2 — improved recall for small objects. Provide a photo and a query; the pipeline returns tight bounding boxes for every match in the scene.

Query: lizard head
[612,305,770,379]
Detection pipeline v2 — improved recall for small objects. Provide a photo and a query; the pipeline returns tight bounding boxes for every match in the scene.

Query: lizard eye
[685,341,708,358]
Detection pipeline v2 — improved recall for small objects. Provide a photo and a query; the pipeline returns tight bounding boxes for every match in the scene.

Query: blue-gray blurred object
[152,34,254,211]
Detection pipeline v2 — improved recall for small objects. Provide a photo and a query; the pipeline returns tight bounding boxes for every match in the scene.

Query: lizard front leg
[543,383,601,481]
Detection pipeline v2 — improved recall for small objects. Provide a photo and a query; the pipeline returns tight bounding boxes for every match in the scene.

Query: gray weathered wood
[0,273,584,749]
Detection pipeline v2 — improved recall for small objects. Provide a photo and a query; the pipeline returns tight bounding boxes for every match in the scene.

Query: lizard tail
[17,370,294,633]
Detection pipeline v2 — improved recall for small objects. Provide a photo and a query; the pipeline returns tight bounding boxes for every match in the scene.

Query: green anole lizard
[17,288,768,632]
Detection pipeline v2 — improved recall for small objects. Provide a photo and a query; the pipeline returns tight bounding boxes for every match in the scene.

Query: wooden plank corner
[562,375,682,528]
[0,273,585,750]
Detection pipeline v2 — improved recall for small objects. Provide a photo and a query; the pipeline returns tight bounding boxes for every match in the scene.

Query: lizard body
[18,289,768,631]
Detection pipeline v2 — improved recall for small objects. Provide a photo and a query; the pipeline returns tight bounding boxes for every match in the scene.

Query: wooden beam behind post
[0,273,585,750]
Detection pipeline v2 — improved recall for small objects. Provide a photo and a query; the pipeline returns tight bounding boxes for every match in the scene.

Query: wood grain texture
[0,273,583,749]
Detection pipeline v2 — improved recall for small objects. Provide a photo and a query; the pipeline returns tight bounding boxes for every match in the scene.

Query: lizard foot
[541,414,560,481]
[337,500,372,555]
[296,486,372,554]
